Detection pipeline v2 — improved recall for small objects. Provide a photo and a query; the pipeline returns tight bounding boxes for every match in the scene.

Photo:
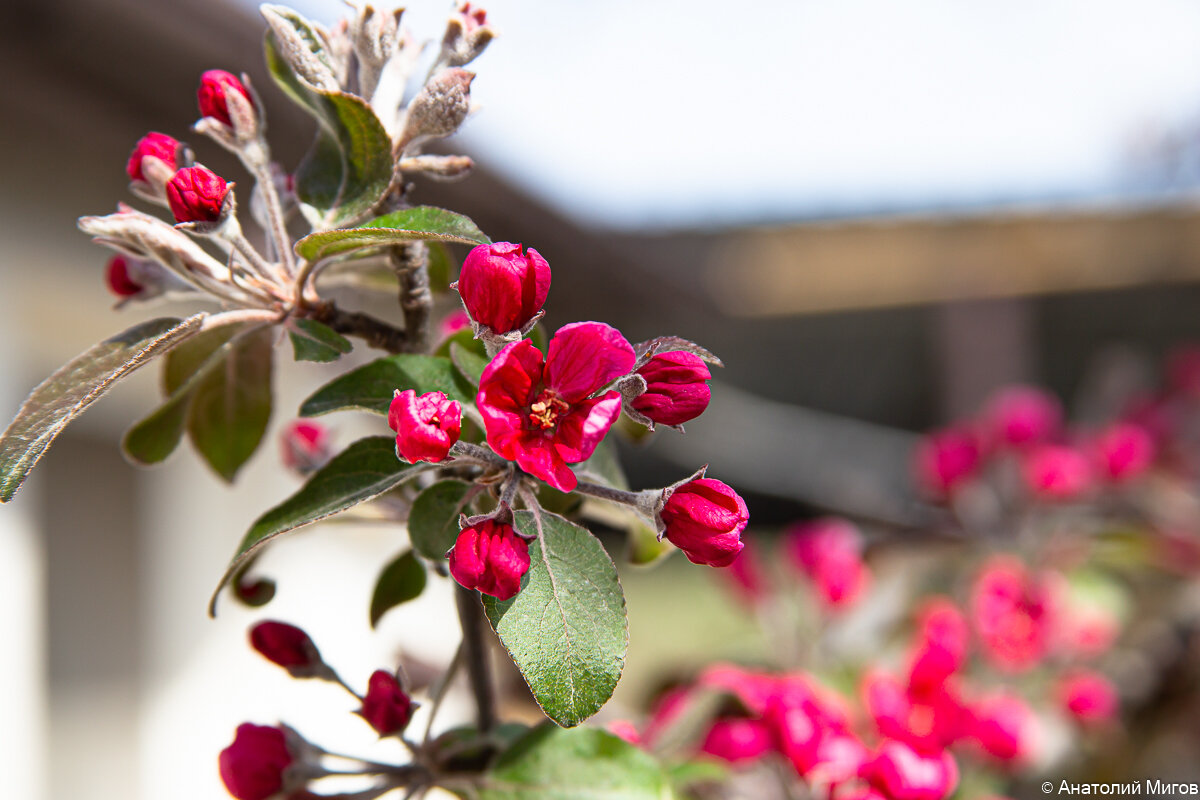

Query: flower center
[529,391,570,430]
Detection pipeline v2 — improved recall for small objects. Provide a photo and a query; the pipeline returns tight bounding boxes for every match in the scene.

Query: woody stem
[455,585,496,733]
[571,480,641,507]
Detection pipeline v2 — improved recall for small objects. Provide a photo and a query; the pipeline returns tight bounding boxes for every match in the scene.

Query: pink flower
[699,718,774,764]
[630,351,712,427]
[722,538,768,606]
[439,309,472,339]
[983,385,1062,448]
[359,670,414,736]
[447,519,531,600]
[218,724,296,800]
[907,598,969,695]
[785,518,869,609]
[105,255,144,298]
[388,390,462,464]
[279,420,332,474]
[198,69,254,126]
[477,322,634,491]
[971,558,1057,672]
[125,131,180,183]
[1058,670,1118,725]
[166,165,228,224]
[249,621,323,677]
[698,664,777,714]
[607,720,643,746]
[867,740,959,800]
[457,242,551,333]
[660,478,749,567]
[765,677,827,775]
[912,426,982,497]
[809,732,872,787]
[967,692,1037,763]
[1091,422,1155,483]
[1021,444,1092,501]
[863,672,965,753]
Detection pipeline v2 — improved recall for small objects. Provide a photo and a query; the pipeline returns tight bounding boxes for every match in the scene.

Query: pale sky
[274,0,1200,229]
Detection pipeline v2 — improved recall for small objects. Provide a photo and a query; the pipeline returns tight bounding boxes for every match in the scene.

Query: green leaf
[0,315,205,503]
[427,241,456,293]
[123,323,253,466]
[288,318,353,363]
[409,480,472,559]
[209,436,430,615]
[477,724,674,800]
[187,326,274,482]
[369,550,427,628]
[299,354,475,417]
[264,29,392,229]
[294,207,492,262]
[450,341,489,386]
[483,511,628,728]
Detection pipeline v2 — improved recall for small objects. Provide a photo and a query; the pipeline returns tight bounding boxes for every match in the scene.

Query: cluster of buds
[219,620,418,799]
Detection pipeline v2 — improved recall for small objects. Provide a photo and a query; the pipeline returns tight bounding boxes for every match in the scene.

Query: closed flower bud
[249,621,324,678]
[388,389,462,463]
[448,518,531,600]
[218,723,299,800]
[105,255,144,298]
[1091,422,1155,483]
[968,692,1037,763]
[399,68,474,151]
[279,420,332,475]
[699,717,774,763]
[983,385,1062,448]
[660,478,749,567]
[630,351,712,427]
[1057,670,1118,725]
[440,2,495,67]
[166,166,229,224]
[913,426,981,498]
[457,242,550,334]
[358,670,415,736]
[198,69,255,127]
[1021,444,1092,501]
[125,131,180,183]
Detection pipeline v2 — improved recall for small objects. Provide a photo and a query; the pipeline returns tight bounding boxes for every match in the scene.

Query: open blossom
[867,739,959,800]
[863,672,965,754]
[359,670,414,736]
[630,351,712,427]
[477,322,634,491]
[448,518,531,600]
[913,425,982,497]
[388,390,462,463]
[218,724,298,800]
[971,558,1057,672]
[983,385,1062,448]
[198,69,254,126]
[125,131,180,183]
[166,165,228,223]
[786,518,869,609]
[457,242,551,333]
[660,478,749,567]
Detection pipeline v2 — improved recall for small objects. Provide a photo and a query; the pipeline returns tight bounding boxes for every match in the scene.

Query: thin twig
[422,643,465,745]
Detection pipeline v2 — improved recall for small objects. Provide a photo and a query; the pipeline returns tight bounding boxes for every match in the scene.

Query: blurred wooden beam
[705,201,1200,316]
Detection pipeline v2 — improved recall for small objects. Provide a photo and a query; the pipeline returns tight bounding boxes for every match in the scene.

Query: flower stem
[572,480,641,507]
[454,585,496,733]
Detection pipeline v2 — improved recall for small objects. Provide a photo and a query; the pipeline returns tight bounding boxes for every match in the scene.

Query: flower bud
[660,478,749,567]
[867,740,959,800]
[456,242,550,334]
[607,720,643,746]
[126,131,180,183]
[1091,422,1155,483]
[912,426,981,497]
[358,670,415,736]
[699,717,774,763]
[983,385,1062,448]
[722,538,768,606]
[249,621,324,678]
[448,518,531,600]
[218,723,299,800]
[105,255,144,298]
[439,309,472,340]
[1057,670,1118,725]
[786,518,869,610]
[1021,444,1092,501]
[630,351,712,427]
[198,69,255,127]
[440,2,495,67]
[388,389,462,463]
[166,166,229,224]
[279,420,332,475]
[907,598,969,694]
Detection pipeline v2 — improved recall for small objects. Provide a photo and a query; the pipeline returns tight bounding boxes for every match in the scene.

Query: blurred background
[5,0,1200,797]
